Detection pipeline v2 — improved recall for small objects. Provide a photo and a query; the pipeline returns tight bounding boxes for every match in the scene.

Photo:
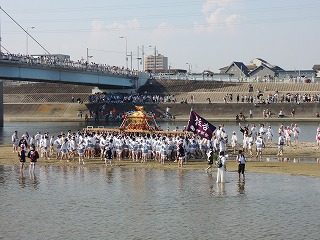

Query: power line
[6,2,320,23]
[2,14,320,34]
[6,0,319,14]
[0,6,50,55]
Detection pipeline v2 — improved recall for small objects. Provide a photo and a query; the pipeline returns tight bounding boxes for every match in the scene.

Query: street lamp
[149,45,157,73]
[186,62,191,74]
[136,45,145,72]
[26,26,35,55]
[86,48,93,63]
[119,36,128,69]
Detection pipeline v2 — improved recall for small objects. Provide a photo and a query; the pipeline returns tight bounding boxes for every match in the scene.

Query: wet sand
[1,142,319,177]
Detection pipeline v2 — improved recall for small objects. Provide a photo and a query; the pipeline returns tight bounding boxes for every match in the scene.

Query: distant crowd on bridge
[0,53,137,77]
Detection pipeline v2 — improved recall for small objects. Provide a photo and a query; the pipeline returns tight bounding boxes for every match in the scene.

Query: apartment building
[145,54,168,72]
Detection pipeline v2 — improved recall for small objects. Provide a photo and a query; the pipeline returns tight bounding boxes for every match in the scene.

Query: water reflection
[206,172,214,194]
[16,168,39,189]
[1,165,320,239]
[0,165,4,184]
[19,171,26,188]
[104,168,114,184]
[29,171,39,189]
[237,181,245,195]
[265,157,318,163]
[216,182,226,196]
[177,169,184,190]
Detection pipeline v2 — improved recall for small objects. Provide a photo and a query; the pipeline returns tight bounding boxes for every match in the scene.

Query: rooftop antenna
[0,6,51,55]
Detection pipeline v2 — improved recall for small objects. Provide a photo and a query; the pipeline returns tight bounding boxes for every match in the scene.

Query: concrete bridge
[0,53,150,127]
[0,54,138,88]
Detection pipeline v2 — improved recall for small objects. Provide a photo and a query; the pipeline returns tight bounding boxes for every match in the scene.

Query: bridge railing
[0,53,138,78]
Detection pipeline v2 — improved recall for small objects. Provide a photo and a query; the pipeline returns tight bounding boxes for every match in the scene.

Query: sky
[0,0,319,72]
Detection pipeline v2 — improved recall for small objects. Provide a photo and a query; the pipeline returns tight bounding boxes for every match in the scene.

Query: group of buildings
[144,53,319,83]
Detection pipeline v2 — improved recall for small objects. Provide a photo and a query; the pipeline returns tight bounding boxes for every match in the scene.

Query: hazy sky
[0,0,319,72]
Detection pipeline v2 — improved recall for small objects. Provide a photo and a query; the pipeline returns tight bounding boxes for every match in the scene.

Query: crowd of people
[12,129,204,169]
[88,92,176,104]
[11,123,320,181]
[234,91,320,104]
[0,53,137,77]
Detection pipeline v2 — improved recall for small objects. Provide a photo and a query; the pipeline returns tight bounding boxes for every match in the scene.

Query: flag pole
[186,107,195,132]
[187,107,193,122]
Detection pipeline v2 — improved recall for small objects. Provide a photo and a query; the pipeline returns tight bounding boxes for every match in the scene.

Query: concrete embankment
[4,103,88,122]
[4,102,320,123]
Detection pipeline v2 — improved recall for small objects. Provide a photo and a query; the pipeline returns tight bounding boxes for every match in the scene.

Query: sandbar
[1,142,319,177]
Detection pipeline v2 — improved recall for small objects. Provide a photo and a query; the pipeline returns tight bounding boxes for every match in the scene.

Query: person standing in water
[27,144,39,172]
[18,145,26,171]
[216,151,227,183]
[236,150,246,181]
[12,130,19,153]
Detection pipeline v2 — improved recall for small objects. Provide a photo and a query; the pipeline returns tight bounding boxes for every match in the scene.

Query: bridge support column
[0,81,3,127]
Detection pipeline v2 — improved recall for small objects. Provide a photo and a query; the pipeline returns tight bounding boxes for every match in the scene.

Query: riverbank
[2,142,319,177]
[3,102,320,122]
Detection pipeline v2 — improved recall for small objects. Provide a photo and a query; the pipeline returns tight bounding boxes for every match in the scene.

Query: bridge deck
[0,54,137,88]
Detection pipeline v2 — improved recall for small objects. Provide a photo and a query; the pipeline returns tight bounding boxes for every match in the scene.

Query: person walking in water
[12,130,19,153]
[27,144,39,172]
[206,147,216,172]
[177,142,185,168]
[216,151,227,183]
[236,150,246,181]
[18,145,26,171]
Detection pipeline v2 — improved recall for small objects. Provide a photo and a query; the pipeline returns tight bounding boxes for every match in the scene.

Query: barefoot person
[277,133,285,156]
[177,142,185,168]
[12,130,19,153]
[292,124,301,143]
[236,150,246,181]
[255,134,265,161]
[27,144,39,172]
[18,145,26,171]
[205,147,216,172]
[216,151,226,183]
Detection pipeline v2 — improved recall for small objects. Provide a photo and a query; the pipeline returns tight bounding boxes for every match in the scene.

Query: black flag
[187,110,216,139]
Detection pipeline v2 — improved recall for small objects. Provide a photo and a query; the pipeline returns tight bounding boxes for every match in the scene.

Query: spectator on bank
[278,110,285,118]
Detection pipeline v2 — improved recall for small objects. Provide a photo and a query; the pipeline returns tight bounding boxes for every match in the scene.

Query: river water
[1,165,320,239]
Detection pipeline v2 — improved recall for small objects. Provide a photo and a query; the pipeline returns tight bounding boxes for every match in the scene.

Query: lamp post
[26,26,35,55]
[149,45,157,73]
[86,48,93,63]
[186,62,191,74]
[136,45,145,72]
[119,36,128,69]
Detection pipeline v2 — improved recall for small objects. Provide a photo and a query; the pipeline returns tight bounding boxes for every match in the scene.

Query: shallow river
[1,165,320,239]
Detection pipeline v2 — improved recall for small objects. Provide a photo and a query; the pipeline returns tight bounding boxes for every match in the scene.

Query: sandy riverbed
[1,142,319,177]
